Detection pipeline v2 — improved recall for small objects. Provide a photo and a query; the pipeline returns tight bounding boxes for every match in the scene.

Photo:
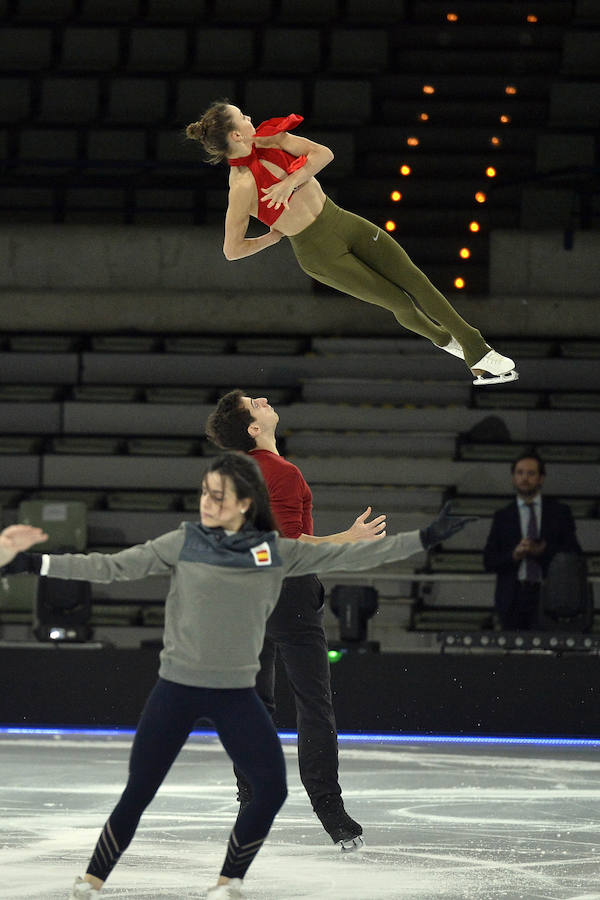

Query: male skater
[206,390,386,851]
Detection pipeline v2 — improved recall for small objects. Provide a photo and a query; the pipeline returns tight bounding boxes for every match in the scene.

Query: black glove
[0,552,42,577]
[419,502,478,550]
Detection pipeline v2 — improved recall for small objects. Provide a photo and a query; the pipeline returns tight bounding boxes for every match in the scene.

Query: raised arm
[298,507,387,546]
[258,132,334,212]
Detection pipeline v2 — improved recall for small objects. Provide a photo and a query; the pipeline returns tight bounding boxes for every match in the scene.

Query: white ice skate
[207,879,244,899]
[70,877,96,898]
[339,835,365,853]
[471,349,518,385]
[439,337,465,360]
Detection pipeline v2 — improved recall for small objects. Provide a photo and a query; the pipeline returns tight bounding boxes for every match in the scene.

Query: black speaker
[540,552,593,631]
[330,585,378,642]
[34,577,93,642]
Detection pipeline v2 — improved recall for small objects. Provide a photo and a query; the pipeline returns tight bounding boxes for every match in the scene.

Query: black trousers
[87,678,287,884]
[236,574,341,811]
[499,582,541,630]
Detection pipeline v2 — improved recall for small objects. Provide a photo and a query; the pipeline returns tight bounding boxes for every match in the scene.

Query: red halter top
[227,114,308,227]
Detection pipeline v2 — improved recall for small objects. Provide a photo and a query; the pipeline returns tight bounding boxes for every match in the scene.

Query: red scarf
[227,115,308,226]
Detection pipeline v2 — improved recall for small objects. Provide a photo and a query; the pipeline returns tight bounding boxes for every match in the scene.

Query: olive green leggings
[288,197,489,367]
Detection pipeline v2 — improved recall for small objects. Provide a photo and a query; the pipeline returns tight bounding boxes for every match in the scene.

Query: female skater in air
[186,103,517,385]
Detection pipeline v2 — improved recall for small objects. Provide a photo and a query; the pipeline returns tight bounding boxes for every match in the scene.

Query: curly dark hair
[202,452,278,533]
[206,389,256,452]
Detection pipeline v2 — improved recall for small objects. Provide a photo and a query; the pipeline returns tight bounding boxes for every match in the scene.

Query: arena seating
[1,0,597,292]
[1,333,599,648]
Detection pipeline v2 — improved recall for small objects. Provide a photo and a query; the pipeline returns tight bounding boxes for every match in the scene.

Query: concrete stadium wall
[0,223,308,291]
[490,230,600,296]
[1,225,599,337]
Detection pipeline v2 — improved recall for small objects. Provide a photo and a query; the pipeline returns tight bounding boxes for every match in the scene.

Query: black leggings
[86,678,287,884]
[236,575,340,811]
[289,197,489,367]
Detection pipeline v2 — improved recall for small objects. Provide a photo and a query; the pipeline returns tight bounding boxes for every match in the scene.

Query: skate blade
[339,836,364,853]
[472,369,519,386]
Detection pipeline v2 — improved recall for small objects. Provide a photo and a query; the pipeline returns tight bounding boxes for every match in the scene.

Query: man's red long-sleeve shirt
[249,448,313,539]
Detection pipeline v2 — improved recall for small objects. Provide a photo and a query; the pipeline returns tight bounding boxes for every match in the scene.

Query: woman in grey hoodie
[0,453,473,900]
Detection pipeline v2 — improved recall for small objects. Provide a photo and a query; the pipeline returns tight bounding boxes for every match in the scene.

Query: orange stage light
[419,112,429,121]
[390,191,402,202]
[407,136,419,146]
[505,85,517,95]
[527,14,538,23]
[399,164,411,176]
[454,277,465,289]
[447,12,458,22]
[500,114,511,124]
[490,136,501,146]
[486,167,497,178]
[459,247,471,259]
[385,220,397,232]
[469,221,480,232]
[475,192,487,204]
[423,84,435,94]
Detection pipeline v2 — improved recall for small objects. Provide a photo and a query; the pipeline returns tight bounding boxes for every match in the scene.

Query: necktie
[526,504,542,582]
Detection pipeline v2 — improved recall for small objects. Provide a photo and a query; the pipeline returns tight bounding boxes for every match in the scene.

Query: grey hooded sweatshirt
[43,522,423,689]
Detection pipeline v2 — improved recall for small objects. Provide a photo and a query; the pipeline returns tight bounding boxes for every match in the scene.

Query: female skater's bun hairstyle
[185,100,235,165]
[185,120,206,141]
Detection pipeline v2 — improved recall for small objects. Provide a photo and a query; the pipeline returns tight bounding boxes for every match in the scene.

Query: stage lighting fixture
[330,585,378,643]
[34,576,93,643]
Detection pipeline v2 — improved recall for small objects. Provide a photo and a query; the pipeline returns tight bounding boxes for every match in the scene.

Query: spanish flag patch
[250,541,272,567]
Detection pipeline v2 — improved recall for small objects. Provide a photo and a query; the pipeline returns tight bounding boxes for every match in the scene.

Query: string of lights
[384,8,542,292]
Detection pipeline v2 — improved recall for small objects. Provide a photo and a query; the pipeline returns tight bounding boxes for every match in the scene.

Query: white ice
[2,733,600,899]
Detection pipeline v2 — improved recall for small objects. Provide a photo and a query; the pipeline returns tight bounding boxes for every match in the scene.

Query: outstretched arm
[298,506,386,546]
[281,504,477,578]
[223,179,284,261]
[1,528,185,583]
[0,525,48,567]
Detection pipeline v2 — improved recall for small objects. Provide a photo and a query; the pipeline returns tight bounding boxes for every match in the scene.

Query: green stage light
[328,649,344,663]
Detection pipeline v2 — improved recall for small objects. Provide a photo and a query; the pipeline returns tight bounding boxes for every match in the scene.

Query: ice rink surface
[2,731,600,900]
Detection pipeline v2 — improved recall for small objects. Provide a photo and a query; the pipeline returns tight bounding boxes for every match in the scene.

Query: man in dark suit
[483,453,581,630]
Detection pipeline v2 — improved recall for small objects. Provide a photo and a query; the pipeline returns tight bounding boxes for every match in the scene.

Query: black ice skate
[314,797,364,853]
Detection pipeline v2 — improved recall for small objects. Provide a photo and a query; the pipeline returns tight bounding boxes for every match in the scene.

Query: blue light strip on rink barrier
[1,725,600,747]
